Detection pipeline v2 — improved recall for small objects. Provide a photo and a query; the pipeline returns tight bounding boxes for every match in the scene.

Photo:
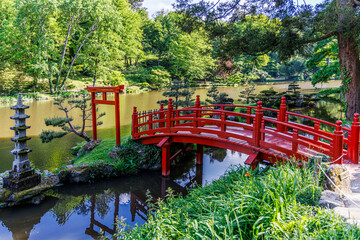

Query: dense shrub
[117,164,360,239]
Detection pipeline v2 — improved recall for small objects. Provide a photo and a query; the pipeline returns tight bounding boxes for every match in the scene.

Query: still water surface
[0,148,248,240]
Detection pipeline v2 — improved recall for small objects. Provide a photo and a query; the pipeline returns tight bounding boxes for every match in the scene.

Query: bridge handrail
[132,95,360,164]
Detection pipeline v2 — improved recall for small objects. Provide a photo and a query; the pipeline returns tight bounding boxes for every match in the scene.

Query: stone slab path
[333,164,360,227]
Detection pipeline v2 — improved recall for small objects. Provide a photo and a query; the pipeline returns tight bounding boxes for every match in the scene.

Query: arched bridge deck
[132,96,360,176]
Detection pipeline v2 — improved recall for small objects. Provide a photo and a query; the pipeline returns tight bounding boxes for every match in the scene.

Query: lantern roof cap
[10,93,29,110]
[10,112,30,120]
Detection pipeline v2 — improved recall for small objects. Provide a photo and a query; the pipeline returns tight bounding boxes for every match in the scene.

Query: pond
[0,148,247,240]
[0,80,344,239]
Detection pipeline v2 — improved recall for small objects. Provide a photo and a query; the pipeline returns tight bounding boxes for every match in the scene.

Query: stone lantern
[3,93,41,191]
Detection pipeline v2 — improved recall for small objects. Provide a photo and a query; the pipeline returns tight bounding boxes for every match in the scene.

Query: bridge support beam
[162,143,171,176]
[196,144,203,165]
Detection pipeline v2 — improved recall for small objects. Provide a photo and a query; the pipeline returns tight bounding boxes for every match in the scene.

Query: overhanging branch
[306,31,337,43]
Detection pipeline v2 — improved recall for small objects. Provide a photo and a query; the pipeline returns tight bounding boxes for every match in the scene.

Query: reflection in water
[0,150,248,240]
[0,198,58,240]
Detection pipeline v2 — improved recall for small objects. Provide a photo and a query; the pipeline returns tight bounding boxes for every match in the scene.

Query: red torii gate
[87,85,124,146]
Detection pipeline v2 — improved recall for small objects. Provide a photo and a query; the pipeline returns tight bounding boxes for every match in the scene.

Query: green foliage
[112,139,161,174]
[206,84,233,105]
[149,66,171,88]
[238,82,256,104]
[120,164,360,239]
[40,91,104,143]
[40,130,67,143]
[73,138,117,165]
[158,79,195,109]
[222,15,281,57]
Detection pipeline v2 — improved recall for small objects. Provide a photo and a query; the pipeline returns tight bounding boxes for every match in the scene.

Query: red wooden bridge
[132,96,360,176]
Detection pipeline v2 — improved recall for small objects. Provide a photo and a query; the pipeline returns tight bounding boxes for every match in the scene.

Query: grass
[71,136,161,176]
[117,164,360,239]
[73,138,117,165]
[0,93,50,103]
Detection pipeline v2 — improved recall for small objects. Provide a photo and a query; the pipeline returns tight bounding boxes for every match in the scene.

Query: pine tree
[157,80,195,109]
[238,83,256,104]
[40,92,105,143]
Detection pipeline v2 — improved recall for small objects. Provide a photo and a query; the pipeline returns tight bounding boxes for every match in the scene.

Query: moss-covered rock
[0,175,59,207]
[77,139,102,157]
[323,164,351,194]
[58,163,116,183]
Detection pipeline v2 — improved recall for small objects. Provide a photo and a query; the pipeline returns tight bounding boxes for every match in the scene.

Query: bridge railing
[132,95,360,164]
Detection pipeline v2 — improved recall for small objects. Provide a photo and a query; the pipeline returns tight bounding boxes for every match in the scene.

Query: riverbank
[120,164,360,239]
[56,137,162,184]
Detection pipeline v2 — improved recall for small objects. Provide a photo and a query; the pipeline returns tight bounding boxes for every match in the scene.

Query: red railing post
[277,96,287,132]
[159,103,165,128]
[132,107,138,138]
[351,113,360,164]
[221,112,226,133]
[333,120,344,164]
[115,91,121,146]
[292,129,299,152]
[91,92,97,140]
[314,121,320,142]
[247,107,251,124]
[254,101,263,147]
[148,110,153,133]
[167,98,173,132]
[194,95,200,128]
[195,95,200,108]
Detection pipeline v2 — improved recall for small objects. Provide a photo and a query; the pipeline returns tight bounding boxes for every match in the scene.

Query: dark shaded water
[0,148,247,240]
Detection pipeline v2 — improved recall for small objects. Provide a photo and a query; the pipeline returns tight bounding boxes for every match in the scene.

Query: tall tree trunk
[59,21,98,92]
[338,34,360,120]
[56,13,75,92]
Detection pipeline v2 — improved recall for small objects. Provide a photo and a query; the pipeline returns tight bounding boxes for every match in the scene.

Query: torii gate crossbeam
[87,85,124,146]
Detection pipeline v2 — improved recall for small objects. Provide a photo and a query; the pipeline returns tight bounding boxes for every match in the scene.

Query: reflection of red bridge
[132,96,360,176]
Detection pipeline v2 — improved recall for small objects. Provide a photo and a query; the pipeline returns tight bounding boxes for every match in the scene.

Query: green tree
[206,84,233,105]
[239,83,256,104]
[158,79,195,109]
[40,92,105,143]
[168,29,215,83]
[174,0,360,119]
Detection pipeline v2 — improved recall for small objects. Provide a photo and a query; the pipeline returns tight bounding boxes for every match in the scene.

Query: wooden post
[195,95,200,108]
[351,113,360,164]
[162,143,171,176]
[115,91,121,146]
[254,101,263,147]
[221,112,226,132]
[313,155,322,181]
[277,96,287,132]
[314,121,320,142]
[247,107,251,124]
[194,95,200,128]
[148,110,153,133]
[167,98,173,132]
[292,129,298,152]
[91,92,97,140]
[132,107,138,138]
[333,120,344,164]
[159,103,165,128]
[196,144,203,165]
